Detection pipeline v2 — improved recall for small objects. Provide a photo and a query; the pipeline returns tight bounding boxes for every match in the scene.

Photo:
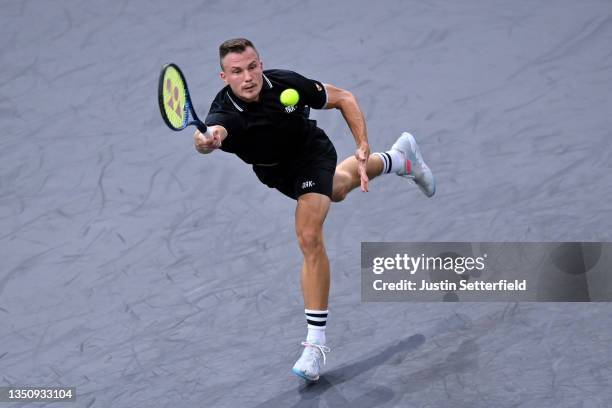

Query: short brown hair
[219,38,259,70]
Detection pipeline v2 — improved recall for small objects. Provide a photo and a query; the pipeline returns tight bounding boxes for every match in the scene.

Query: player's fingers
[194,134,215,154]
[194,134,206,148]
[360,175,369,192]
[212,133,222,148]
[358,161,369,192]
[198,133,216,147]
[194,132,203,148]
[194,131,205,143]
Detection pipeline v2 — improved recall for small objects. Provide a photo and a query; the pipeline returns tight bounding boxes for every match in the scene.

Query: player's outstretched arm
[324,83,371,191]
[194,125,227,154]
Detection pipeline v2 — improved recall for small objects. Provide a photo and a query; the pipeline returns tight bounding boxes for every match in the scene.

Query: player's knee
[331,172,351,202]
[331,190,347,202]
[296,227,324,253]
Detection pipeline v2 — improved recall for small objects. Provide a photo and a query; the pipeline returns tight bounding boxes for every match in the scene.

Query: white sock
[373,150,404,174]
[305,309,327,345]
[307,327,326,345]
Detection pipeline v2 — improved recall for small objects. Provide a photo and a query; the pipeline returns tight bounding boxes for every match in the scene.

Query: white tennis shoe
[391,132,436,197]
[292,341,331,382]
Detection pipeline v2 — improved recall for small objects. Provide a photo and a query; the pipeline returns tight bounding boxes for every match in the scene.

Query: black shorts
[252,129,338,200]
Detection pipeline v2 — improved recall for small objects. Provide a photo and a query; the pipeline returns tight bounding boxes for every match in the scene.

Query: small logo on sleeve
[285,105,297,113]
[315,83,323,92]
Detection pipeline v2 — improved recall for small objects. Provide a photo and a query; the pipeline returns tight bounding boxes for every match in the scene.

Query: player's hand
[355,143,370,192]
[194,128,222,154]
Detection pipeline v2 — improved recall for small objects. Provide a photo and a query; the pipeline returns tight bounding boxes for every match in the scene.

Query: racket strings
[159,64,200,131]
[165,78,183,117]
[163,69,186,128]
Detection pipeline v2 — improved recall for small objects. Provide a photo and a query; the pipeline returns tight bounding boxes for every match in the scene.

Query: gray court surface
[2,0,612,407]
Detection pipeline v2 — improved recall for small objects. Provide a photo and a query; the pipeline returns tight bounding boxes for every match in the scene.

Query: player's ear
[220,71,228,85]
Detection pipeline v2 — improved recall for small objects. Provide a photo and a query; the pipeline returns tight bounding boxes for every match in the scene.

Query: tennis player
[194,38,435,382]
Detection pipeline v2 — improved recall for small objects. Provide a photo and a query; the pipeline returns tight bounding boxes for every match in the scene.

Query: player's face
[220,47,263,103]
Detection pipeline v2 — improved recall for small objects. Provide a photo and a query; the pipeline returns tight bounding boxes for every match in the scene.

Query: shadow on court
[253,334,425,408]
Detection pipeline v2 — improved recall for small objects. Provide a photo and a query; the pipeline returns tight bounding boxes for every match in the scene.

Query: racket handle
[195,122,208,135]
[195,122,213,139]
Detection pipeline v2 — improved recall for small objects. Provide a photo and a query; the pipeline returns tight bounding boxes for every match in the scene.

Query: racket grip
[196,124,213,140]
[195,122,208,135]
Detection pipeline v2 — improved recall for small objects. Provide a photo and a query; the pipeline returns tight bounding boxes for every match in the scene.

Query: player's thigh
[295,193,331,233]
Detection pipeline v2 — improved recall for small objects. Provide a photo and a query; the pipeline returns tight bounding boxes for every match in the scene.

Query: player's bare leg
[295,192,331,310]
[331,155,384,202]
[292,192,332,381]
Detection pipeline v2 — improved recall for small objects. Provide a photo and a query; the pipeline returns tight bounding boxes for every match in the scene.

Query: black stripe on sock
[306,313,328,318]
[307,320,327,327]
[383,152,393,174]
[381,153,389,173]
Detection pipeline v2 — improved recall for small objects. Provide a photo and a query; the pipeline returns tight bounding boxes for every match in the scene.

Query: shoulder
[264,69,327,109]
[263,69,323,90]
[263,69,311,85]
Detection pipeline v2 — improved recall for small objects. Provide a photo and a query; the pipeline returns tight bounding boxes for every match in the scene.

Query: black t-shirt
[204,69,328,165]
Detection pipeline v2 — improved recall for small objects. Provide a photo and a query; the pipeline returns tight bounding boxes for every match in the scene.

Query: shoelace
[301,341,331,365]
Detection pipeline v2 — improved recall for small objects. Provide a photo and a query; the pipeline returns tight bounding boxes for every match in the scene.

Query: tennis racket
[158,63,211,137]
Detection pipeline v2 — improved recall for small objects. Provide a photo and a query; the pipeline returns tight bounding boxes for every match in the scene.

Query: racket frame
[158,63,208,134]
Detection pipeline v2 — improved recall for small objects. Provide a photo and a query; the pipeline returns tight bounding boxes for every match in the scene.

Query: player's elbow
[335,90,359,112]
[325,84,358,110]
[337,89,358,110]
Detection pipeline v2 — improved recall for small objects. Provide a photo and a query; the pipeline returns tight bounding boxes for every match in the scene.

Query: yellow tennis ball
[280,88,300,106]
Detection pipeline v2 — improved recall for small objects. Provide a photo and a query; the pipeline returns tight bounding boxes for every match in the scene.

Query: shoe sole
[292,367,319,382]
